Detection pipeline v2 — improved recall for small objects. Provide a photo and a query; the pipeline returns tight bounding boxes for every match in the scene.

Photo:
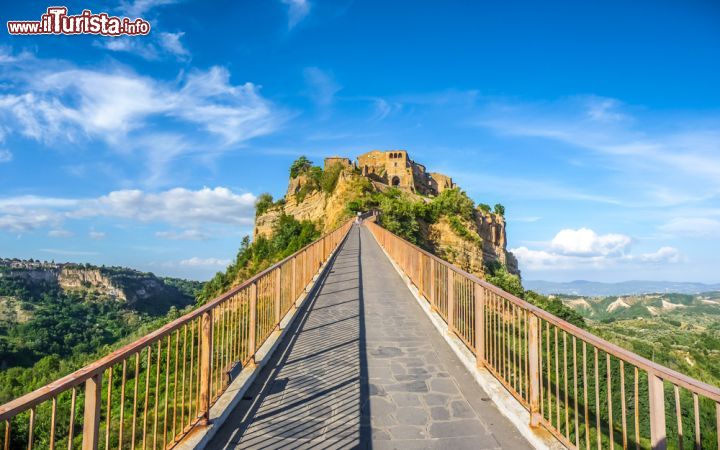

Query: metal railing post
[275,268,282,329]
[528,315,541,427]
[81,374,102,450]
[474,283,485,367]
[649,374,667,450]
[198,310,212,425]
[291,256,297,308]
[248,282,257,365]
[430,259,436,311]
[447,269,455,332]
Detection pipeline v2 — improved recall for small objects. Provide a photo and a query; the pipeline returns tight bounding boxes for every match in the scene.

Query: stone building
[356,149,455,196]
[323,156,354,171]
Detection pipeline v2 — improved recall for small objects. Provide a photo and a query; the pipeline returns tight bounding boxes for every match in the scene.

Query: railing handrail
[364,221,720,403]
[0,219,353,422]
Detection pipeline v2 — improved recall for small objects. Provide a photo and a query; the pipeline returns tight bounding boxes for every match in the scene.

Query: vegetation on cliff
[198,213,320,303]
[0,268,200,403]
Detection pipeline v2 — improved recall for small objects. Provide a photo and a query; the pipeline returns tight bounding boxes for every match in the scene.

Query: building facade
[355,150,455,196]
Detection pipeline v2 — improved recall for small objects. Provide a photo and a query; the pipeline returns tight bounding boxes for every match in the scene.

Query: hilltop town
[255,150,519,278]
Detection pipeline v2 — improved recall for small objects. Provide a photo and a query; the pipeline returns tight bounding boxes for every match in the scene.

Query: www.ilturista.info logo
[7,7,151,36]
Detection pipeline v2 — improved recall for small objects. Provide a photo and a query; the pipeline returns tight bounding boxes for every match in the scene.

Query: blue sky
[0,0,718,282]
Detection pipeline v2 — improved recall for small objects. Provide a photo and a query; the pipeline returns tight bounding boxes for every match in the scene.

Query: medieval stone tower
[354,149,455,196]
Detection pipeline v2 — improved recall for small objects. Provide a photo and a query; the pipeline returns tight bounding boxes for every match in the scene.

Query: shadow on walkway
[208,225,532,449]
[209,226,371,449]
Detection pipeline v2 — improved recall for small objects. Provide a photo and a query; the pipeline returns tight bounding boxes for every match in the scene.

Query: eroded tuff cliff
[0,259,196,313]
[254,151,520,279]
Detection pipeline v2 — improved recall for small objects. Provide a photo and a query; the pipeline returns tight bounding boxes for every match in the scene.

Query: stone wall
[356,149,454,196]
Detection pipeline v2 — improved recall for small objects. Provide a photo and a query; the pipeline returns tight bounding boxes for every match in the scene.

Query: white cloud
[0,62,280,184]
[73,187,257,226]
[157,32,189,58]
[41,248,99,256]
[0,210,62,233]
[89,230,107,240]
[636,246,681,263]
[0,187,256,233]
[281,0,311,29]
[179,257,230,267]
[48,229,74,238]
[551,228,632,256]
[97,32,189,61]
[95,37,159,60]
[585,97,628,123]
[659,217,720,238]
[303,67,341,108]
[0,149,11,162]
[156,229,210,240]
[2,64,275,144]
[511,227,680,271]
[475,95,720,208]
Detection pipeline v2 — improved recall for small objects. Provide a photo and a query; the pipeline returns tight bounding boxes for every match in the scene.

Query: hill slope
[525,279,720,296]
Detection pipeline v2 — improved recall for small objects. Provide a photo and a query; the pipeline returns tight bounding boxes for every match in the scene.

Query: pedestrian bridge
[1,218,719,450]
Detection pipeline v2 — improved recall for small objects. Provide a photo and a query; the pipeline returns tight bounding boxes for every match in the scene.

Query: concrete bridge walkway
[208,225,531,449]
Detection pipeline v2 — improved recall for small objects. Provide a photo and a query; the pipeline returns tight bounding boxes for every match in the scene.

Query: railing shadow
[209,225,371,449]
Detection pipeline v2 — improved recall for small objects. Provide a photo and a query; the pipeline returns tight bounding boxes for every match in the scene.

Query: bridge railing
[365,221,720,450]
[0,220,353,450]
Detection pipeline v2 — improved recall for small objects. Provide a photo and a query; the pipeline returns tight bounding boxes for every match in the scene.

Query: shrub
[255,193,274,217]
[429,188,475,222]
[198,215,319,303]
[321,162,344,194]
[290,156,313,178]
[493,203,505,216]
[448,216,480,244]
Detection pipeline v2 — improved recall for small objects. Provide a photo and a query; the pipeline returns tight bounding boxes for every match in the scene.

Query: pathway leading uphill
[207,225,531,449]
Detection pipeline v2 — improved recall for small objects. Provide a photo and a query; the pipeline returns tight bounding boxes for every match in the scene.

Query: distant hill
[0,257,203,396]
[0,258,201,315]
[524,279,720,296]
[553,291,720,398]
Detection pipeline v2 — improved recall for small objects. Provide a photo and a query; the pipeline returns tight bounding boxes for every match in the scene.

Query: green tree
[255,193,274,217]
[493,203,505,216]
[289,156,313,178]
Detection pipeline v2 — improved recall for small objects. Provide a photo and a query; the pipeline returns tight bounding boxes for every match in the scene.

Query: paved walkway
[208,225,531,449]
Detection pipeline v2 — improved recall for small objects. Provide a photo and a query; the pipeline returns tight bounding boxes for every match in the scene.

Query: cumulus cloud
[511,227,680,271]
[0,187,256,233]
[281,0,311,29]
[179,257,230,267]
[636,246,681,263]
[551,228,631,256]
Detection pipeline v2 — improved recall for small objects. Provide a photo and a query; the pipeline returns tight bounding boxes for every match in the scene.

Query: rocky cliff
[255,151,519,279]
[0,259,196,314]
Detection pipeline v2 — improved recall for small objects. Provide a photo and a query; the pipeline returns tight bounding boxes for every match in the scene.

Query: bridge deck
[208,225,531,449]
